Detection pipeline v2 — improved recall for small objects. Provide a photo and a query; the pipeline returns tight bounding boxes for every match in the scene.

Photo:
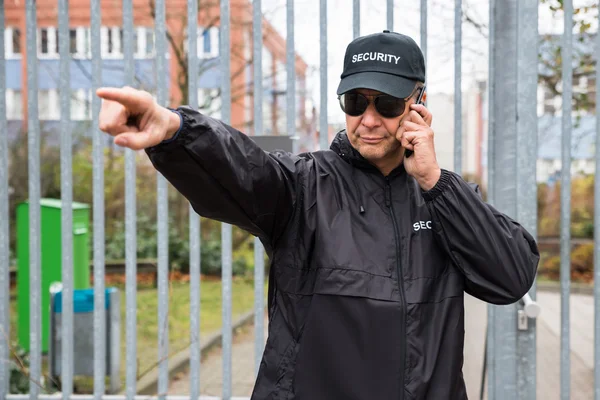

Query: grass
[8,276,266,393]
[129,278,263,383]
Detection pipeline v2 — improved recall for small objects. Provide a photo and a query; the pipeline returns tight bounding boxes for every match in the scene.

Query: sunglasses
[338,91,409,119]
[338,85,425,119]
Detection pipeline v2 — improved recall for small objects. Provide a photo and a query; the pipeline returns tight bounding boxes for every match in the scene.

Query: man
[98,31,539,399]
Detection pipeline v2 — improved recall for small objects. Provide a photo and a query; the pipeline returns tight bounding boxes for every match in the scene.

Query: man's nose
[360,103,382,129]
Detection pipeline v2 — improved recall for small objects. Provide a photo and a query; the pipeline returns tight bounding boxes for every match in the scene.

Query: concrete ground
[168,292,595,399]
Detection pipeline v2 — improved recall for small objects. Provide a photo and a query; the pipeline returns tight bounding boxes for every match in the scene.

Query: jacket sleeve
[422,169,540,305]
[144,106,300,250]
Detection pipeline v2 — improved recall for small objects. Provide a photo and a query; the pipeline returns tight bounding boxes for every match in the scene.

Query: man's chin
[357,147,385,163]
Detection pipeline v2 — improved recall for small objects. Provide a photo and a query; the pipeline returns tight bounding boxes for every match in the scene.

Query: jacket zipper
[385,177,406,400]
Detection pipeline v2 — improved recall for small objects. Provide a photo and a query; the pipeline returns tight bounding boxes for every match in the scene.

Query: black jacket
[146,107,539,400]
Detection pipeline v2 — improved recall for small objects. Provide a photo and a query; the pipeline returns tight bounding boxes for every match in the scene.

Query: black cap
[336,30,426,99]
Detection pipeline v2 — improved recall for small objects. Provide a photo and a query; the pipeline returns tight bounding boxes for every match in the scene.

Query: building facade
[3,0,311,141]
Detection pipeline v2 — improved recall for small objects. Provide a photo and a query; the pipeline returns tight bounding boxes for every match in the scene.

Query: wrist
[418,167,441,191]
[164,109,183,141]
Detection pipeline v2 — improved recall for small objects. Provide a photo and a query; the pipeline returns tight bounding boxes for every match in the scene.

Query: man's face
[345,88,416,171]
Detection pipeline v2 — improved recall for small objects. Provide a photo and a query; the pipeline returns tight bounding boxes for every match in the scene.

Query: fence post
[560,2,574,399]
[516,0,539,399]
[488,0,519,397]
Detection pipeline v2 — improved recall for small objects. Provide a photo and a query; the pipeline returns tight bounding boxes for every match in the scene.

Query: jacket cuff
[160,108,183,144]
[146,106,197,154]
[422,169,452,202]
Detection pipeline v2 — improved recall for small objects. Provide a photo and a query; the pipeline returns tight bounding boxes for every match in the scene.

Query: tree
[538,0,598,114]
[458,0,598,114]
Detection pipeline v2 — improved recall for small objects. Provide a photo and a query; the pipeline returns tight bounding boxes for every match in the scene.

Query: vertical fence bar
[253,237,264,375]
[454,0,462,175]
[353,0,360,39]
[188,208,201,400]
[489,0,518,398]
[58,0,74,398]
[560,1,573,399]
[595,2,600,397]
[26,1,42,398]
[420,0,427,82]
[253,0,266,376]
[486,0,497,396]
[154,0,169,397]
[220,0,232,398]
[122,0,137,398]
[187,0,201,397]
[515,0,538,399]
[286,0,296,152]
[319,0,328,151]
[221,218,232,400]
[91,0,106,395]
[387,0,393,31]
[0,1,8,397]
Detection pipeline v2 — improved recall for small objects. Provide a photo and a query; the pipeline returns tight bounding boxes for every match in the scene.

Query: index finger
[96,87,149,113]
[407,108,427,126]
[410,103,433,126]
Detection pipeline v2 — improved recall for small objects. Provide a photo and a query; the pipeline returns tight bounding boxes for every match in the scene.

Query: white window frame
[74,27,91,59]
[38,89,60,120]
[4,27,22,59]
[209,27,219,58]
[6,89,23,120]
[197,27,206,59]
[133,27,155,58]
[38,27,59,59]
[71,89,92,120]
[134,27,145,58]
[101,26,122,59]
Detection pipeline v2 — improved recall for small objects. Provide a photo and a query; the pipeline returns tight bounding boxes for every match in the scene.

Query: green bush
[539,243,594,283]
[105,215,251,277]
[200,239,250,277]
[571,243,594,282]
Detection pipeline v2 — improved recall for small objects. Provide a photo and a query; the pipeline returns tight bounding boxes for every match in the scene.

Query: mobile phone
[404,85,426,159]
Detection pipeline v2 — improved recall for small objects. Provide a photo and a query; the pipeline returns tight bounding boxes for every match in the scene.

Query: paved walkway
[462,292,593,400]
[168,292,595,399]
[169,320,267,397]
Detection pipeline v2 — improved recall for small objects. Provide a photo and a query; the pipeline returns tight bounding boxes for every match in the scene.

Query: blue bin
[49,287,121,393]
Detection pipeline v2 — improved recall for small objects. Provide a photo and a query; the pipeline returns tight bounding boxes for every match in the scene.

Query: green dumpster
[17,198,91,352]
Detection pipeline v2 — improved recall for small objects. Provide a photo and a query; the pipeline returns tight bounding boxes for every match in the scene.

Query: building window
[72,27,91,58]
[203,29,211,54]
[209,27,219,58]
[41,29,49,54]
[101,26,122,58]
[38,90,60,120]
[181,27,219,59]
[71,89,92,120]
[69,29,78,54]
[132,27,155,58]
[5,90,23,120]
[145,28,155,56]
[39,27,59,58]
[4,27,21,58]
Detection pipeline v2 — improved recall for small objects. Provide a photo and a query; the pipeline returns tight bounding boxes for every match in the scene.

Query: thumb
[114,130,159,150]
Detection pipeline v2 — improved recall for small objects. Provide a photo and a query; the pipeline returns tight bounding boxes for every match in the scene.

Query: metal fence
[0,0,598,399]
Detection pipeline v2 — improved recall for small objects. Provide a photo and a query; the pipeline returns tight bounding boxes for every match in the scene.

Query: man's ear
[422,91,427,103]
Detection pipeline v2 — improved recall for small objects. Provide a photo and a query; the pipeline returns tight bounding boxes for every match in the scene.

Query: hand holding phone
[404,85,426,158]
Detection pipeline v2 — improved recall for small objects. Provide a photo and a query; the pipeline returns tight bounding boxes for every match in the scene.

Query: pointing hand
[96,86,181,150]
